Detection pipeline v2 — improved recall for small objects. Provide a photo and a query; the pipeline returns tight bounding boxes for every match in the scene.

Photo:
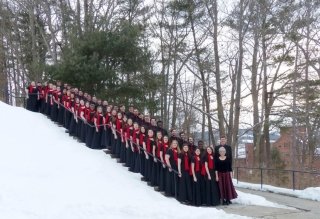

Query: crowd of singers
[26,81,237,206]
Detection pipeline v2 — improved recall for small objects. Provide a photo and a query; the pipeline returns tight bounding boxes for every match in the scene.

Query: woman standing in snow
[26,81,39,112]
[151,131,163,187]
[143,129,155,183]
[131,122,140,172]
[177,143,192,203]
[191,148,203,206]
[165,140,179,197]
[139,126,147,179]
[159,135,169,192]
[215,146,237,205]
[203,146,220,206]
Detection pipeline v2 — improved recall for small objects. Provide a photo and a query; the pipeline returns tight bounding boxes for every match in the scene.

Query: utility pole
[291,45,298,171]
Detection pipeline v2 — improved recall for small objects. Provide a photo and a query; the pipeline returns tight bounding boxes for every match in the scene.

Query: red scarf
[173,148,178,165]
[208,154,214,170]
[105,112,111,125]
[116,118,122,131]
[184,153,190,171]
[139,133,145,146]
[28,86,36,94]
[146,138,153,153]
[96,113,103,127]
[195,155,201,172]
[156,139,162,158]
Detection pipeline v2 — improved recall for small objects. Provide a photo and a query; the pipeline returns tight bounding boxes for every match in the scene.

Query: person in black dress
[85,104,96,148]
[139,126,147,180]
[203,146,220,206]
[151,131,163,187]
[191,148,203,206]
[131,122,140,173]
[177,143,192,204]
[215,146,237,205]
[165,140,179,197]
[143,129,155,183]
[159,135,169,192]
[124,118,133,166]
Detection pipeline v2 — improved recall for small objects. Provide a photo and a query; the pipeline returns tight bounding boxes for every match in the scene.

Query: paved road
[218,188,319,218]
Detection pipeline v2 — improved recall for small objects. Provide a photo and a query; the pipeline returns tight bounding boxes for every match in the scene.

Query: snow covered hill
[0,101,251,219]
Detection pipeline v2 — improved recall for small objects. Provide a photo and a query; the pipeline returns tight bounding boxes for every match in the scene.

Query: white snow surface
[0,102,249,219]
[234,180,320,202]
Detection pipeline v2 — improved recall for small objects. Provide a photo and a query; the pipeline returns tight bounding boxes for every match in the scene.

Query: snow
[0,101,299,219]
[0,102,248,219]
[234,180,320,202]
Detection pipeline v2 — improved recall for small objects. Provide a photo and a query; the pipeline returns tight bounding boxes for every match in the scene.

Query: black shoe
[222,200,228,205]
[154,187,160,191]
[227,200,232,205]
[141,177,147,182]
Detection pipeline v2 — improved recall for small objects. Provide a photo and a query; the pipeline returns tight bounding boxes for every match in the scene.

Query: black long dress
[178,152,192,203]
[132,129,140,173]
[203,154,220,206]
[165,148,178,197]
[191,155,202,206]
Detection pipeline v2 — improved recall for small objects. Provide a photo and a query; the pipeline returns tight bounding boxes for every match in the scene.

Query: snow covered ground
[0,102,296,219]
[234,180,320,202]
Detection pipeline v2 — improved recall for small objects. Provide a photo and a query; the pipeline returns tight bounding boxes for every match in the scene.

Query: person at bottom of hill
[191,148,203,206]
[143,129,155,183]
[91,106,106,149]
[139,126,147,180]
[85,104,96,148]
[159,136,169,192]
[131,122,140,173]
[203,146,220,206]
[165,140,179,197]
[215,146,237,205]
[177,143,192,204]
[151,131,163,188]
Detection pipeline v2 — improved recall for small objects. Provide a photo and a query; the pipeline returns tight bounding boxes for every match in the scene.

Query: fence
[234,166,320,190]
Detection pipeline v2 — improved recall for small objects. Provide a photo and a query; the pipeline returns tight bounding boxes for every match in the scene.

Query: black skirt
[91,128,103,149]
[165,167,178,197]
[120,140,126,163]
[126,143,133,168]
[115,134,121,158]
[144,155,153,182]
[131,150,139,173]
[85,124,95,148]
[139,149,146,177]
[151,159,160,186]
[191,172,202,206]
[57,106,64,125]
[159,164,166,191]
[110,132,116,154]
[80,121,87,142]
[178,169,192,203]
[204,170,220,206]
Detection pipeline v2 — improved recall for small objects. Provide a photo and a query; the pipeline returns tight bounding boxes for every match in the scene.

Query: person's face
[198,142,203,148]
[180,133,185,138]
[139,114,144,119]
[111,110,117,116]
[151,119,156,126]
[188,137,193,143]
[79,91,83,96]
[220,137,226,145]
[157,132,162,139]
[37,82,41,87]
[141,127,145,133]
[219,148,226,156]
[107,106,112,112]
[57,87,61,92]
[172,141,178,149]
[134,123,139,129]
[103,101,108,106]
[195,149,200,156]
[75,98,80,103]
[84,93,88,98]
[148,130,154,137]
[97,100,102,105]
[85,102,90,107]
[207,147,212,154]
[171,129,177,136]
[120,106,125,112]
[97,107,102,113]
[133,109,139,115]
[145,116,150,122]
[157,121,163,128]
[183,145,188,152]
[127,119,133,125]
[164,136,168,143]
[117,113,122,119]
[129,107,134,112]
[92,97,97,102]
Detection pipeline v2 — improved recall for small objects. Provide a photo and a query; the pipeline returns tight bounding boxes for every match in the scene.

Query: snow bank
[234,180,320,202]
[0,102,248,219]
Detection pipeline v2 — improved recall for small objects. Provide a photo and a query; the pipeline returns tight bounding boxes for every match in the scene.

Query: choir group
[26,81,238,206]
